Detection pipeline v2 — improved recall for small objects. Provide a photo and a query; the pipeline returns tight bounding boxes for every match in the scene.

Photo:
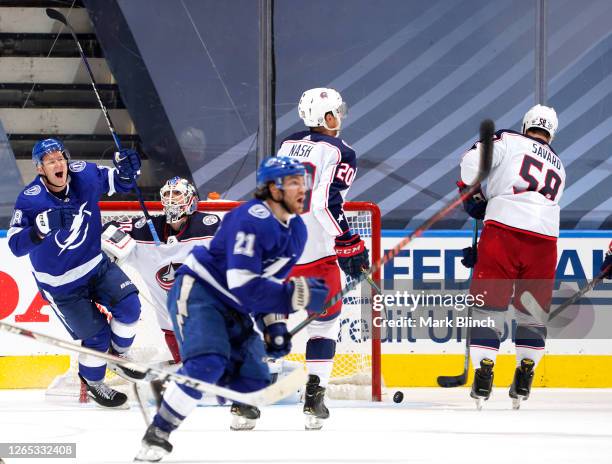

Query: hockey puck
[393,391,404,403]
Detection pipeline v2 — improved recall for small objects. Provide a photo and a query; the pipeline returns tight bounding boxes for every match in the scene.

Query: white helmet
[160,177,198,223]
[522,104,558,141]
[298,88,347,131]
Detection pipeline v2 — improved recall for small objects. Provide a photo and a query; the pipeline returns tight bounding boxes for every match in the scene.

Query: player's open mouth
[54,171,64,179]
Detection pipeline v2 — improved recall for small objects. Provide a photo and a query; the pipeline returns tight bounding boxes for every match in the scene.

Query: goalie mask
[298,88,347,132]
[160,177,199,224]
[522,104,558,141]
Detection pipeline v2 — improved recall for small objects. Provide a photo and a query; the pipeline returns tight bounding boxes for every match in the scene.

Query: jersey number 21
[234,232,255,257]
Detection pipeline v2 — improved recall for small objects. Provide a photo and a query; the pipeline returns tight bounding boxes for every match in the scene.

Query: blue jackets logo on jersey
[203,215,219,226]
[54,202,92,255]
[25,185,41,196]
[156,262,183,290]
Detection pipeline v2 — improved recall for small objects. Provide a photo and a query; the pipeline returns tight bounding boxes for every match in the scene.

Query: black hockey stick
[290,119,495,337]
[436,219,479,388]
[520,265,611,325]
[0,320,305,407]
[45,8,161,246]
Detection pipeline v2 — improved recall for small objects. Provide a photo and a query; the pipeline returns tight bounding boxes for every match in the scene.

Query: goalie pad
[101,224,136,263]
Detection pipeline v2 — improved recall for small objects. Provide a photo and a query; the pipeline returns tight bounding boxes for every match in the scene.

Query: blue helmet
[256,156,306,189]
[32,138,69,166]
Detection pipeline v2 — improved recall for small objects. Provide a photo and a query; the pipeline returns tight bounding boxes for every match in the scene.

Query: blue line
[382,229,611,238]
[0,231,5,238]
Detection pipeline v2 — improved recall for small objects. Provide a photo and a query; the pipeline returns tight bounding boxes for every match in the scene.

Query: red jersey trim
[293,255,338,270]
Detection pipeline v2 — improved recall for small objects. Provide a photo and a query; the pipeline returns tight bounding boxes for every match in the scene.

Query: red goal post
[99,200,382,401]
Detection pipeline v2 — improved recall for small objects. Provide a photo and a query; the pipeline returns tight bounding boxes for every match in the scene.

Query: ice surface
[0,388,610,464]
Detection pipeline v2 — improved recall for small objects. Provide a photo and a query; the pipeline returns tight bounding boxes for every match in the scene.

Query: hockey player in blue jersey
[135,156,329,462]
[8,138,144,408]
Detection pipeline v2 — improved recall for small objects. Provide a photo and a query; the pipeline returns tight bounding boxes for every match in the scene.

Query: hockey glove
[457,180,487,220]
[256,314,292,358]
[34,206,76,237]
[601,241,612,279]
[461,244,477,268]
[113,149,141,184]
[335,233,370,278]
[289,276,329,314]
[101,223,136,263]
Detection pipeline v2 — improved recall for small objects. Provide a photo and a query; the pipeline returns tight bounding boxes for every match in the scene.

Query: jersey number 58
[514,155,562,201]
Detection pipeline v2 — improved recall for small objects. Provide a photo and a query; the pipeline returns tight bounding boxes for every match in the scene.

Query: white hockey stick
[520,268,610,325]
[0,321,306,407]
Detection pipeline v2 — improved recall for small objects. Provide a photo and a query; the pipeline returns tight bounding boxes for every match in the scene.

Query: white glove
[101,224,136,263]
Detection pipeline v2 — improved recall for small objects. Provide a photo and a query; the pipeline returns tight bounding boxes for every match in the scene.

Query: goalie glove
[457,180,487,220]
[101,223,136,263]
[289,276,328,314]
[335,233,369,278]
[256,314,291,358]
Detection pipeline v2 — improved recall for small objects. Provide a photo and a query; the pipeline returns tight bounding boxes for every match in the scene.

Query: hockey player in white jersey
[458,105,565,408]
[8,138,145,408]
[277,88,369,429]
[102,177,221,363]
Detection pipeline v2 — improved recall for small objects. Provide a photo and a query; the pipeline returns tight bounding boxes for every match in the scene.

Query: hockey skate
[134,424,173,462]
[509,358,535,410]
[470,358,494,410]
[303,375,329,430]
[108,347,147,382]
[78,374,128,409]
[230,402,260,430]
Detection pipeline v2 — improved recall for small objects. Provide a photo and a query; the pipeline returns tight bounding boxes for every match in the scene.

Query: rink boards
[0,230,610,389]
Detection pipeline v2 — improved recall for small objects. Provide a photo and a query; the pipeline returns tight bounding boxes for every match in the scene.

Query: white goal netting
[46,201,382,402]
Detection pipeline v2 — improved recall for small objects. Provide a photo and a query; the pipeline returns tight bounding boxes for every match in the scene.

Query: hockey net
[46,201,382,402]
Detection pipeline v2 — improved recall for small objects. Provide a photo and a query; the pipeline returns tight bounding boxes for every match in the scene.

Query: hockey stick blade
[0,321,306,407]
[45,8,68,25]
[477,119,494,181]
[520,291,546,321]
[291,120,495,337]
[520,267,610,325]
[437,373,468,388]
